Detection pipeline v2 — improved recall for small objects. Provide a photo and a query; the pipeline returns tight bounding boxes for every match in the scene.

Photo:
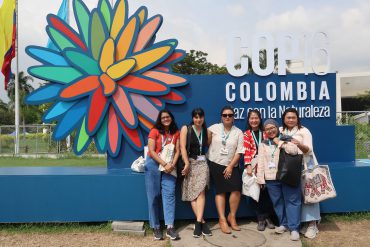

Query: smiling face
[193,114,204,127]
[160,112,172,128]
[284,112,298,129]
[249,112,261,130]
[264,124,278,139]
[221,109,234,126]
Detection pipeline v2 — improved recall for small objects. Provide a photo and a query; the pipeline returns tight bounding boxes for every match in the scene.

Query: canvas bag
[242,170,260,202]
[301,152,337,204]
[131,156,145,173]
[158,134,177,177]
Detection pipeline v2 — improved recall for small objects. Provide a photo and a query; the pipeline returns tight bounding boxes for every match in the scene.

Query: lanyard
[252,130,262,146]
[268,140,277,158]
[285,127,298,136]
[161,133,171,150]
[192,125,203,154]
[221,125,232,146]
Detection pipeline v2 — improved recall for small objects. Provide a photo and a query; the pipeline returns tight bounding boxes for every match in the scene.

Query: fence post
[36,125,39,157]
[0,126,2,154]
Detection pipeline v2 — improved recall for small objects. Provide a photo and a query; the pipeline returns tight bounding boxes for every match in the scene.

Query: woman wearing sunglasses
[207,106,244,234]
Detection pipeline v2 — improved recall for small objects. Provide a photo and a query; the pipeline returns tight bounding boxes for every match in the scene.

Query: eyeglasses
[265,126,277,132]
[222,114,234,118]
[161,116,171,120]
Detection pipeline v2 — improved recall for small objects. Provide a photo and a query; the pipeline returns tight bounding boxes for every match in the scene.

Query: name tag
[220,148,229,155]
[197,155,206,161]
[268,161,276,169]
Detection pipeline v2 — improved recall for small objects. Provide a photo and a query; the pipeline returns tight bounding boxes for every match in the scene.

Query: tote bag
[276,149,303,187]
[158,135,177,177]
[301,153,337,204]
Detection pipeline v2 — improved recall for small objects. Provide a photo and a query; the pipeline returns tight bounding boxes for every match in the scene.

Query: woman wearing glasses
[207,106,244,234]
[144,109,180,241]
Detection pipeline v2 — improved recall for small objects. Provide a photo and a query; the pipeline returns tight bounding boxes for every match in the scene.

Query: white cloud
[226,3,246,17]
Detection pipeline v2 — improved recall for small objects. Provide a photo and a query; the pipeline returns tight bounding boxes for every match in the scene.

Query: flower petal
[117,117,144,151]
[64,49,100,75]
[75,118,93,155]
[138,114,154,132]
[112,86,137,128]
[60,75,100,100]
[117,75,169,95]
[95,115,108,152]
[134,6,147,26]
[29,66,83,84]
[142,70,187,87]
[99,38,114,72]
[133,15,162,53]
[148,97,163,108]
[90,10,108,60]
[26,84,63,105]
[73,0,90,47]
[108,105,122,156]
[87,87,109,135]
[110,0,127,39]
[98,0,112,31]
[43,101,77,122]
[26,46,68,66]
[106,58,135,80]
[130,93,159,122]
[46,26,77,51]
[99,73,117,96]
[160,89,186,104]
[115,16,138,61]
[158,50,186,67]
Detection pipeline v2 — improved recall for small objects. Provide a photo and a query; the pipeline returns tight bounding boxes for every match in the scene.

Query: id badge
[220,147,229,155]
[197,155,206,161]
[268,161,276,169]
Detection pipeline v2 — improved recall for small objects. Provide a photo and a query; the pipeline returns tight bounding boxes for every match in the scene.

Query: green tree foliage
[357,90,370,110]
[172,50,227,75]
[0,100,14,125]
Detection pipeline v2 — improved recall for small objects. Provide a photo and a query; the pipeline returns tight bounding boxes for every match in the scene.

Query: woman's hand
[291,138,300,145]
[164,162,175,173]
[181,163,190,176]
[273,137,280,145]
[246,165,253,176]
[223,165,233,179]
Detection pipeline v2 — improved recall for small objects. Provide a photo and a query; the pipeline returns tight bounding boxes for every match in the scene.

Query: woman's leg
[229,191,241,216]
[161,173,177,227]
[195,191,206,222]
[215,193,226,219]
[266,180,287,228]
[282,183,302,232]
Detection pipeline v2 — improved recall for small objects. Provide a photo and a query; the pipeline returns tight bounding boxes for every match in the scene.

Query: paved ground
[171,220,302,247]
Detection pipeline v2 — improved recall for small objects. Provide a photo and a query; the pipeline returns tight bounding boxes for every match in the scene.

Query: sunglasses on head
[222,114,234,118]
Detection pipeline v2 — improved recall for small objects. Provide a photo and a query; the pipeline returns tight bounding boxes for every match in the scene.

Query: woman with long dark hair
[243,110,275,231]
[144,109,180,241]
[180,108,212,238]
[207,105,244,234]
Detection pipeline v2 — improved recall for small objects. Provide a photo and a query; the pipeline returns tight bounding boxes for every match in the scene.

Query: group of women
[144,106,320,241]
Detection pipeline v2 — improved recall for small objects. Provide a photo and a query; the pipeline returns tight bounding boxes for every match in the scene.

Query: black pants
[251,187,276,222]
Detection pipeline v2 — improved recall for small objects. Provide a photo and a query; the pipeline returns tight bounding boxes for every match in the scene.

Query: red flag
[1,11,16,90]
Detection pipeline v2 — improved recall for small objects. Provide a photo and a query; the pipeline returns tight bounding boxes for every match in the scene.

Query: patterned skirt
[181,158,209,201]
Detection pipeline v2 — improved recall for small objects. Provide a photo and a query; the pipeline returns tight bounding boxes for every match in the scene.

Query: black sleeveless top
[188,126,207,159]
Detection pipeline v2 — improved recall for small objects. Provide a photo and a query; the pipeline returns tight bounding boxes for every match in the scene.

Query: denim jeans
[144,157,176,229]
[266,180,302,231]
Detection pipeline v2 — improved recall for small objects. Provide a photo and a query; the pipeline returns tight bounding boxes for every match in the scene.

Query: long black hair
[153,109,179,134]
[246,109,263,131]
[190,107,208,145]
[282,108,302,130]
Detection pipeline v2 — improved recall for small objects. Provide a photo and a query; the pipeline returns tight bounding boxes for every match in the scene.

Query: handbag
[276,148,303,187]
[301,152,337,204]
[176,125,192,178]
[158,135,177,177]
[242,170,260,202]
[131,156,145,173]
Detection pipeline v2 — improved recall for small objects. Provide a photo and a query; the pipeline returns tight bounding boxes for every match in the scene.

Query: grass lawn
[0,157,106,167]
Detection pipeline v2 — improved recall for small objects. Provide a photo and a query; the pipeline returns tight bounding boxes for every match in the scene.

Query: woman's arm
[148,138,167,168]
[180,126,190,175]
[292,128,312,154]
[207,129,212,146]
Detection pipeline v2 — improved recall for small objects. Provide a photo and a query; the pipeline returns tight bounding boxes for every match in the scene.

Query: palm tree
[7,71,35,131]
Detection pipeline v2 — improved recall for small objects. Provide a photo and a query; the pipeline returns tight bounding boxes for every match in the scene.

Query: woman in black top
[180,108,211,238]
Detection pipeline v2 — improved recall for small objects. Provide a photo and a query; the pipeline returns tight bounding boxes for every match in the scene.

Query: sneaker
[275,225,288,234]
[166,227,180,240]
[257,220,266,231]
[153,228,163,240]
[201,222,212,236]
[290,230,300,241]
[300,223,308,235]
[305,224,319,239]
[193,221,202,238]
[265,218,275,229]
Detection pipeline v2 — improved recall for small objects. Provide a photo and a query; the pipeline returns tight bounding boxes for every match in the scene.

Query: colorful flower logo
[25,0,187,157]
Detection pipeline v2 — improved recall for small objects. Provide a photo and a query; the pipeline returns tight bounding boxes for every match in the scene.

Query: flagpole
[14,0,19,155]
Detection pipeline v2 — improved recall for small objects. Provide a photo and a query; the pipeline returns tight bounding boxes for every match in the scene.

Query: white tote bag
[158,135,177,177]
[242,170,260,202]
[131,156,145,173]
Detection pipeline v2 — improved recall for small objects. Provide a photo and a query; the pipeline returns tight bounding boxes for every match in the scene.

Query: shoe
[300,223,308,235]
[305,223,319,239]
[201,222,212,236]
[166,227,179,240]
[290,230,300,241]
[219,218,231,234]
[153,228,163,240]
[227,213,241,231]
[257,220,266,231]
[193,221,202,238]
[275,225,288,234]
[265,218,275,229]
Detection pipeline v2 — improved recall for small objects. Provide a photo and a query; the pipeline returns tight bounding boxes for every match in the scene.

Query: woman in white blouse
[207,106,244,234]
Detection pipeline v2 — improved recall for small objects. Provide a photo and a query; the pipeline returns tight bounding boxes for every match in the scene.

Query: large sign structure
[0,0,367,223]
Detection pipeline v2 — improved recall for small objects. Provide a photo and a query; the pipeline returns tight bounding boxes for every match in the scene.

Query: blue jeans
[144,157,176,229]
[266,180,302,231]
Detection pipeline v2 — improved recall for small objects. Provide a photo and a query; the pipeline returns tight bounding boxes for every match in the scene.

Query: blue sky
[1,0,369,101]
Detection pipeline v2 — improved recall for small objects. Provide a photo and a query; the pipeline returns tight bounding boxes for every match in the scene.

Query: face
[160,112,172,127]
[221,109,234,125]
[193,114,204,127]
[248,112,261,129]
[284,112,298,129]
[264,124,278,138]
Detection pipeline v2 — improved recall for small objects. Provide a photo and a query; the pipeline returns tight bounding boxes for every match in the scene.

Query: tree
[172,50,227,75]
[7,72,43,126]
[357,90,370,110]
[0,99,14,125]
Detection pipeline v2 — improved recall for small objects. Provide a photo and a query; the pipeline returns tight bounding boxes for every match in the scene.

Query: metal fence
[337,111,370,158]
[0,124,99,156]
[1,113,369,158]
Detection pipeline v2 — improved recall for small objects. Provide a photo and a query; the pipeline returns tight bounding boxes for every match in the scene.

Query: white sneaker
[290,230,300,241]
[300,223,308,235]
[275,225,288,234]
[305,224,319,239]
